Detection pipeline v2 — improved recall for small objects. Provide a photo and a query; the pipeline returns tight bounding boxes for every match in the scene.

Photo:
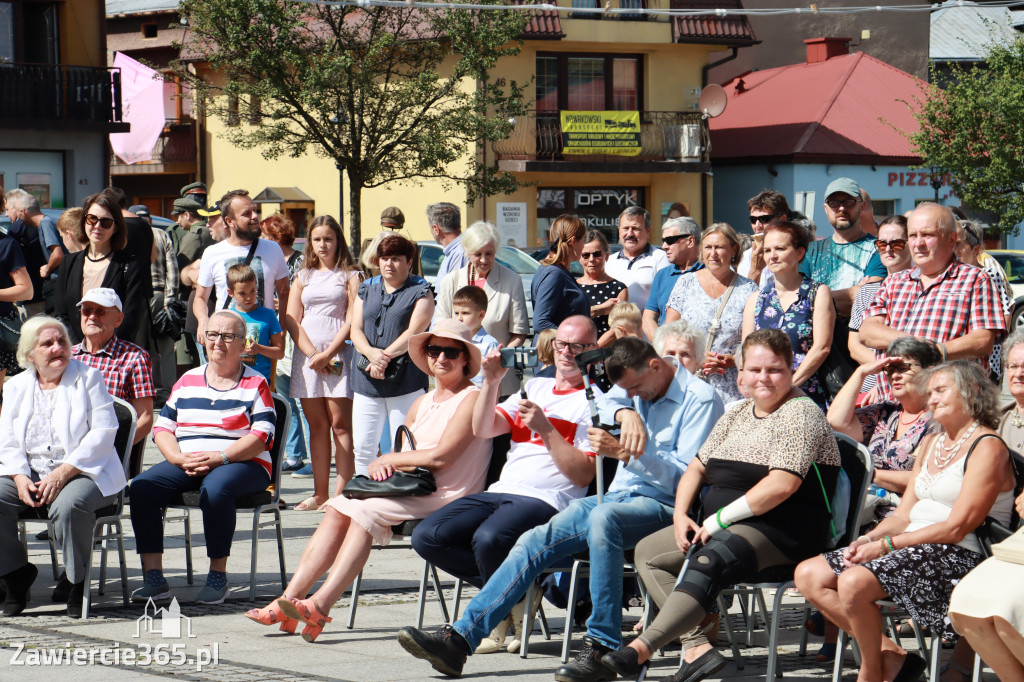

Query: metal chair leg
[347,571,362,629]
[765,582,791,679]
[116,523,129,607]
[249,509,261,602]
[718,594,744,669]
[561,561,584,664]
[275,509,287,590]
[928,633,942,682]
[453,578,464,621]
[184,509,194,585]
[971,652,982,682]
[538,602,550,639]
[429,564,451,624]
[47,521,59,579]
[520,581,539,659]
[416,561,431,628]
[832,629,847,682]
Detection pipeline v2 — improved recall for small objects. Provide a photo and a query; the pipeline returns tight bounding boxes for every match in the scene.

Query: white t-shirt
[605,245,670,311]
[491,377,597,511]
[198,239,289,311]
[737,248,772,287]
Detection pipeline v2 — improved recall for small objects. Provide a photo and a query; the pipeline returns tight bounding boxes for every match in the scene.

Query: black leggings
[638,524,792,652]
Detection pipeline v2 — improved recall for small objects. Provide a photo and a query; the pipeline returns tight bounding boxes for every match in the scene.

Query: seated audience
[796,360,1016,682]
[411,315,598,654]
[129,310,277,605]
[600,330,842,681]
[0,316,127,617]
[245,320,490,642]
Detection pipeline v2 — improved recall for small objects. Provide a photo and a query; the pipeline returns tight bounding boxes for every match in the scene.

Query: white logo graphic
[135,597,196,639]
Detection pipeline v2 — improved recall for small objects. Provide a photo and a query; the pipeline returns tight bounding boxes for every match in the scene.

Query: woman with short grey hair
[652,320,705,376]
[0,315,126,617]
[435,221,529,397]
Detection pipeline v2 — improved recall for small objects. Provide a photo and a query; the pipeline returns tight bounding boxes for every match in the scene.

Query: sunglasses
[882,361,921,376]
[425,344,465,360]
[84,213,115,229]
[826,198,860,210]
[874,239,907,253]
[749,213,782,225]
[80,306,109,318]
[662,234,693,245]
[580,251,605,260]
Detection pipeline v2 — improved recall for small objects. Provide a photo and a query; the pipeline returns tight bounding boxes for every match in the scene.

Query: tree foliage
[174,0,530,246]
[911,35,1024,233]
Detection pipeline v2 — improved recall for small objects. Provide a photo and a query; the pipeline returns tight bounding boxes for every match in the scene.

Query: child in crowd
[227,263,285,382]
[608,301,642,340]
[450,285,498,385]
[534,327,557,378]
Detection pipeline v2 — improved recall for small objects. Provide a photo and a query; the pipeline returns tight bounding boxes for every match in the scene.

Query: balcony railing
[110,119,196,173]
[0,63,125,128]
[494,111,709,163]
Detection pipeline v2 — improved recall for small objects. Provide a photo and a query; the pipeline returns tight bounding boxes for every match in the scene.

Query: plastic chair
[162,393,291,602]
[17,397,138,618]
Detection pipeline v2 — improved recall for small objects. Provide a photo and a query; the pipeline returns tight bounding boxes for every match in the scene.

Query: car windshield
[993,253,1024,284]
[496,246,539,275]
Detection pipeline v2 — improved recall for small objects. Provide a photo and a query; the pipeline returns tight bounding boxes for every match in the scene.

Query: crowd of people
[0,176,1023,682]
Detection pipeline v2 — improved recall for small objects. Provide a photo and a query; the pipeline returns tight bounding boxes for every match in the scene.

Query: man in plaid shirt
[859,203,1005,399]
[70,288,155,458]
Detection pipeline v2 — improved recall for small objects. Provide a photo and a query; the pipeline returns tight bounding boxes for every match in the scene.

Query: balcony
[110,119,198,176]
[493,110,710,173]
[0,63,129,132]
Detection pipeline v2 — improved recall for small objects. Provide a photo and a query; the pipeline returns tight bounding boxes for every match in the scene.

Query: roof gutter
[702,47,738,88]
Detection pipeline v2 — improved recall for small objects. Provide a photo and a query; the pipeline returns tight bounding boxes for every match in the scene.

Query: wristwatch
[221,452,230,466]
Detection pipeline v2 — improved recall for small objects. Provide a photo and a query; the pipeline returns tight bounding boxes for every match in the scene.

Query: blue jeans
[451,491,673,650]
[275,370,308,462]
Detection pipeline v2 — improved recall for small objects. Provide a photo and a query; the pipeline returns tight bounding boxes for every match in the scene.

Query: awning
[252,187,314,204]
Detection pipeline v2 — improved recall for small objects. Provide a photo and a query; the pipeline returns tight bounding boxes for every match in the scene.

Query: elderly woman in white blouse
[434,221,530,397]
[0,316,126,618]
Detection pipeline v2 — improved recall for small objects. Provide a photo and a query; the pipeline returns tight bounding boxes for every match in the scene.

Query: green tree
[174,0,530,248]
[911,36,1024,233]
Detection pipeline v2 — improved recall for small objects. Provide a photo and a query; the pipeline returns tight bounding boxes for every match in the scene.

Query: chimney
[804,37,851,64]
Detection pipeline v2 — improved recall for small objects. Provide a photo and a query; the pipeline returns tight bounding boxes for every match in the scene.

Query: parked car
[987,250,1024,329]
[418,240,538,317]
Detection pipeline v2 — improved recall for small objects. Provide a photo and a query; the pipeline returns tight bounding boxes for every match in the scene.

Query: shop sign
[560,111,641,156]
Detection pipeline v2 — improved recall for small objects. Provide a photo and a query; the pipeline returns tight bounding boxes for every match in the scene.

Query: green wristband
[716,508,730,530]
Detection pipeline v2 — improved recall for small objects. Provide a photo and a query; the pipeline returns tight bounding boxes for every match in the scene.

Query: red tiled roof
[709,51,927,163]
[670,1,756,46]
[514,0,564,40]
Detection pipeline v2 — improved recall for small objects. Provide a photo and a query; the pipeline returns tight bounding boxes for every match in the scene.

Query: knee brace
[674,532,755,612]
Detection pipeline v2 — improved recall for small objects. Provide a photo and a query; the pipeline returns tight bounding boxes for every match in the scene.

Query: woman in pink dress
[284,215,362,510]
[245,319,491,642]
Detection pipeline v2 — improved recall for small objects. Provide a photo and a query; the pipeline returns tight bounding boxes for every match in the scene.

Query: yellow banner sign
[560,111,641,156]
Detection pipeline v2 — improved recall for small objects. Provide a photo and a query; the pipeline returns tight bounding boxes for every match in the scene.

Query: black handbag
[356,352,408,381]
[0,310,23,352]
[342,424,437,499]
[809,281,857,401]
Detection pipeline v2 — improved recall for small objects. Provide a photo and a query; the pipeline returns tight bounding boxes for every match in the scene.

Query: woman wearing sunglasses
[575,230,627,346]
[847,216,913,400]
[54,189,148,346]
[245,319,491,642]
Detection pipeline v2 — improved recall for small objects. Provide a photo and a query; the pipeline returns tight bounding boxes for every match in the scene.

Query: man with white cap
[70,288,155,460]
[799,177,886,317]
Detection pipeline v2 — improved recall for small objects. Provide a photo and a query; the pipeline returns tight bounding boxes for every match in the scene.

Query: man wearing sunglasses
[799,177,887,318]
[860,203,1006,400]
[410,315,600,655]
[738,189,790,286]
[642,217,702,342]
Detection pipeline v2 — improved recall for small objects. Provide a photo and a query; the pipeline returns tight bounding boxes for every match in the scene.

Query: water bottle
[868,484,898,506]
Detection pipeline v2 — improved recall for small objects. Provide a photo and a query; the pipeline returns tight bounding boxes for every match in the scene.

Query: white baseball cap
[77,287,123,312]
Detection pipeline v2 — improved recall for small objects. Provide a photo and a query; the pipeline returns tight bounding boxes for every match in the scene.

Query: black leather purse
[342,424,437,499]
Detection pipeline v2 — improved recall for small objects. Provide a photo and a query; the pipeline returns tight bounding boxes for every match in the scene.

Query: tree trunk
[348,178,362,257]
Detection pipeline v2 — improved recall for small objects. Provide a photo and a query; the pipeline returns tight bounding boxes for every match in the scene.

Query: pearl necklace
[1012,406,1024,429]
[933,420,980,469]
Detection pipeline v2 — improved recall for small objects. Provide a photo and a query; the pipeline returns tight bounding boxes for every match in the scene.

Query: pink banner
[109,52,165,165]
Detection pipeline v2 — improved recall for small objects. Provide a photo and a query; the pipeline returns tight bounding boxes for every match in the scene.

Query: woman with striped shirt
[128,310,277,605]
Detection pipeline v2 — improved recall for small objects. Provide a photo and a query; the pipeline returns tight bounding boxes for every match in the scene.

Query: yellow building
[189,1,755,245]
[1,0,127,207]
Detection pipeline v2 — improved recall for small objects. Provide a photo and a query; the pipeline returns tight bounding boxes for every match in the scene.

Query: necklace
[934,420,980,469]
[1012,406,1024,429]
[85,251,111,263]
[898,409,925,426]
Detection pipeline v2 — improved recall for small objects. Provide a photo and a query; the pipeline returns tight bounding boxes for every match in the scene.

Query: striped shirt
[154,366,276,477]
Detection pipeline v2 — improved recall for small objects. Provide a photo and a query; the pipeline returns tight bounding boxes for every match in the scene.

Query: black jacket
[55,249,150,345]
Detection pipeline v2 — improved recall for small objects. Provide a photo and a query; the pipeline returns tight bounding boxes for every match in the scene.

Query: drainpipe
[700,48,738,228]
[701,47,738,88]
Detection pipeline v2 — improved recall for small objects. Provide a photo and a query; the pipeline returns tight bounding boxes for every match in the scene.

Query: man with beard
[799,178,886,317]
[604,206,670,312]
[192,189,289,343]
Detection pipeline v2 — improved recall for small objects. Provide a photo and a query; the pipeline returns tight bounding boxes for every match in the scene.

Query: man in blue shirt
[398,337,724,681]
[430,202,467,282]
[4,188,64,315]
[799,177,886,317]
[642,216,703,341]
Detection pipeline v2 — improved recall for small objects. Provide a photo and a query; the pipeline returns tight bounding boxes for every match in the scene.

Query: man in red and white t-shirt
[412,315,599,653]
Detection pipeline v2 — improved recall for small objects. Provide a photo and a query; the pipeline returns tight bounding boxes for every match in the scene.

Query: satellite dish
[698,84,727,119]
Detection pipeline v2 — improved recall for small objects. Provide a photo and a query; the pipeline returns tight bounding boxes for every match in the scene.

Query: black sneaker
[52,572,72,602]
[397,624,469,678]
[662,648,727,682]
[554,636,616,682]
[602,645,643,676]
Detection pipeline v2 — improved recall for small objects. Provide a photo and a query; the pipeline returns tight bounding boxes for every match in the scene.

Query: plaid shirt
[71,336,155,402]
[864,258,1005,398]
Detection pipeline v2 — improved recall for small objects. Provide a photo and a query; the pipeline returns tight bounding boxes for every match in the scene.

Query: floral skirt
[824,543,982,640]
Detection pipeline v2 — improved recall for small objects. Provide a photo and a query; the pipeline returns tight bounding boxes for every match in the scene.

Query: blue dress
[753,276,828,409]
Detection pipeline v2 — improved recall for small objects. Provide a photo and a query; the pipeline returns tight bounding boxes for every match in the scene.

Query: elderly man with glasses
[398,336,723,682]
[642,217,703,342]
